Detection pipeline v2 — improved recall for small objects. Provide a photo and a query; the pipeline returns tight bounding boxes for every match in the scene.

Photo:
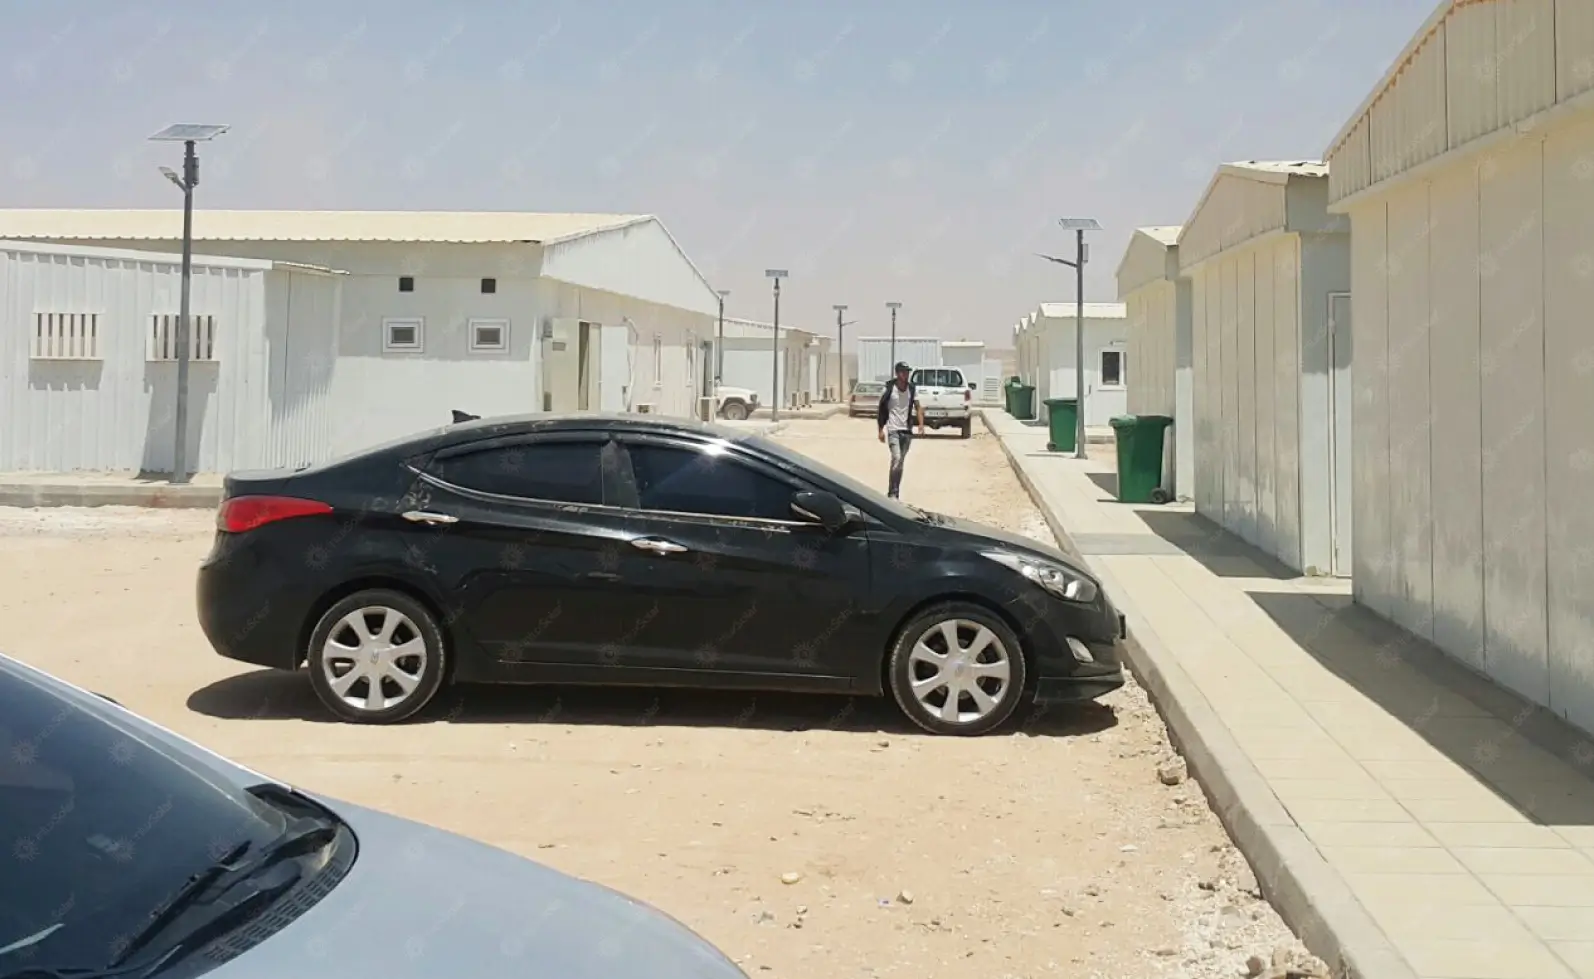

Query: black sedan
[197,413,1126,736]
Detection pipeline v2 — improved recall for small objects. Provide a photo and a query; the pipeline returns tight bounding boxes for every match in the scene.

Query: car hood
[212,798,747,979]
[916,510,1095,579]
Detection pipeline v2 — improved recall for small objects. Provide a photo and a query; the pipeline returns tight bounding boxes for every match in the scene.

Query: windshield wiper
[106,818,336,970]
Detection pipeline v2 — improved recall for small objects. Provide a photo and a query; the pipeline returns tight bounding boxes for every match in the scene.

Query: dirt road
[0,415,1307,978]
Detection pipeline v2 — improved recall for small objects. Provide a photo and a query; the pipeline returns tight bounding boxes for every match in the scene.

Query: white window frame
[1099,349,1125,389]
[383,317,425,353]
[468,317,509,353]
[652,333,663,387]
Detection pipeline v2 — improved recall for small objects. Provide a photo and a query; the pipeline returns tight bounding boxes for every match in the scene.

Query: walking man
[876,361,925,499]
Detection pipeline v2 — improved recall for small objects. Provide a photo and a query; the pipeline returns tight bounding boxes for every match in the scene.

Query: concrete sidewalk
[983,408,1594,979]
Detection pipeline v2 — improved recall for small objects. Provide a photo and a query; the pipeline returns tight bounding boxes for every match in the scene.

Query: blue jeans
[886,429,913,498]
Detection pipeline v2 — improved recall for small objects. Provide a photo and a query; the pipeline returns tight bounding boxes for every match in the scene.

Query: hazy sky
[0,0,1431,345]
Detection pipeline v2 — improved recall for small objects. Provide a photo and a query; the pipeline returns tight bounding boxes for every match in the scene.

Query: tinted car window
[430,441,606,504]
[0,664,285,974]
[627,443,795,520]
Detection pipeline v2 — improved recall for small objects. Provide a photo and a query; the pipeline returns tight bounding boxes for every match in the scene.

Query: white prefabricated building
[1181,161,1351,577]
[714,316,832,409]
[1015,303,1128,427]
[1,239,346,473]
[1117,226,1192,499]
[0,210,722,466]
[940,340,988,396]
[1325,0,1594,730]
[856,336,942,384]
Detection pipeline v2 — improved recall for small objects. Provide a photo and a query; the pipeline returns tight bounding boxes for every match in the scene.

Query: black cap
[893,361,910,372]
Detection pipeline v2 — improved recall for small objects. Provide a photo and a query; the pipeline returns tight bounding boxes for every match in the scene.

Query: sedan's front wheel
[887,603,1027,736]
[307,589,447,724]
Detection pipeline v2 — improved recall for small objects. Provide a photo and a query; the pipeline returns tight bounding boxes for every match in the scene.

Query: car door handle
[402,510,459,525]
[630,537,688,555]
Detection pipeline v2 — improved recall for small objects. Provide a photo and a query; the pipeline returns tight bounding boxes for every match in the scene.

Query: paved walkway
[984,410,1594,979]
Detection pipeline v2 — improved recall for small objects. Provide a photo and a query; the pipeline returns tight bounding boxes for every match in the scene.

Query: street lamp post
[1038,217,1102,460]
[149,123,229,485]
[886,302,902,369]
[715,289,729,387]
[832,304,849,399]
[765,270,788,420]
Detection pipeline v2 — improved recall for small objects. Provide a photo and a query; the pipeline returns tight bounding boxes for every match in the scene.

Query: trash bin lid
[1139,414,1174,427]
[1043,398,1078,407]
[1108,414,1138,428]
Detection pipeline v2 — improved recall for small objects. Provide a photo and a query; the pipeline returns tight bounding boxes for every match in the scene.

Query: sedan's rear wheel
[887,603,1027,736]
[307,589,447,724]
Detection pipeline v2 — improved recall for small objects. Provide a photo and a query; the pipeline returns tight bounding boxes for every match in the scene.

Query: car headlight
[981,550,1098,604]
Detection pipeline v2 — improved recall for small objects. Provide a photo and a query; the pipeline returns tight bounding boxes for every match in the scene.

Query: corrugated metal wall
[1327,0,1581,207]
[1125,280,1179,491]
[1347,108,1594,731]
[856,337,941,384]
[0,244,281,473]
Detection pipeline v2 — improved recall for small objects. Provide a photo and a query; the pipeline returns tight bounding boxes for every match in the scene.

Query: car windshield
[743,436,920,522]
[0,661,286,974]
[911,369,964,387]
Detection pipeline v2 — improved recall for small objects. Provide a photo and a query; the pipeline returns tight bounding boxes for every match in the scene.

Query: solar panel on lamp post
[1038,216,1101,460]
[149,124,229,485]
[765,270,788,419]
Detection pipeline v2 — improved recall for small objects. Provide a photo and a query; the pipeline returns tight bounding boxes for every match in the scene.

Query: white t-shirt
[885,384,914,432]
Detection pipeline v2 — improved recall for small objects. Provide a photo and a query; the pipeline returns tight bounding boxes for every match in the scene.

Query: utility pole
[1038,217,1101,460]
[833,304,848,399]
[715,289,729,387]
[149,124,229,484]
[765,270,788,419]
[886,301,902,368]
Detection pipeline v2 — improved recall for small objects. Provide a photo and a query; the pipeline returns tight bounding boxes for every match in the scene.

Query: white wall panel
[1477,136,1549,705]
[1220,254,1240,528]
[1426,164,1487,673]
[1384,185,1436,641]
[1557,0,1594,101]
[1495,0,1557,124]
[1192,272,1215,514]
[1350,201,1393,617]
[1542,111,1594,731]
[1236,249,1258,546]
[1254,243,1278,556]
[1272,237,1304,573]
[1446,1,1503,147]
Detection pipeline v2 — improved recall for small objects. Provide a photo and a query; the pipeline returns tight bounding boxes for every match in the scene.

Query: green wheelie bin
[1002,376,1021,414]
[1109,414,1174,504]
[1043,398,1078,452]
[1009,384,1036,421]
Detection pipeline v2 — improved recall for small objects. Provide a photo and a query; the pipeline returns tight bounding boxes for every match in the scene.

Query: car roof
[383,412,762,457]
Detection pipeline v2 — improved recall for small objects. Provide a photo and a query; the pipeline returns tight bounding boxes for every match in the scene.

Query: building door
[1328,293,1354,576]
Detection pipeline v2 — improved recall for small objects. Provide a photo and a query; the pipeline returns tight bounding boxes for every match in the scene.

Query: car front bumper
[1016,594,1129,703]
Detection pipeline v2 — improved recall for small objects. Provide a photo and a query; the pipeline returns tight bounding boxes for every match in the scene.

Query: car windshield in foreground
[743,436,920,522]
[0,662,289,976]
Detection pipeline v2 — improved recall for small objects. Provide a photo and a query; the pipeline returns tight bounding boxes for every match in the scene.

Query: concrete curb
[0,483,222,509]
[980,409,1411,979]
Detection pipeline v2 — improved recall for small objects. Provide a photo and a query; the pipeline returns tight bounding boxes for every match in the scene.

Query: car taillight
[217,495,333,533]
[964,387,971,402]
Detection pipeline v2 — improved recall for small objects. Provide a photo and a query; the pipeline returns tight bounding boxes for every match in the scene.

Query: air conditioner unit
[635,403,654,414]
[697,396,716,422]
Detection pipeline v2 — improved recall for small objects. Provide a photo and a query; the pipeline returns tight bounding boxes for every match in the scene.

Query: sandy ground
[0,415,1311,979]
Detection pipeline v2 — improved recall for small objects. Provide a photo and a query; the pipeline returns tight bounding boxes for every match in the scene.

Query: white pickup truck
[910,367,974,439]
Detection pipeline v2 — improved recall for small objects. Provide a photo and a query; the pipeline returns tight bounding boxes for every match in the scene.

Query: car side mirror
[968,382,977,390]
[791,490,848,532]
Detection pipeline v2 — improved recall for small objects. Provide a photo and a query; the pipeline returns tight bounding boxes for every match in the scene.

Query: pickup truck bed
[910,368,973,439]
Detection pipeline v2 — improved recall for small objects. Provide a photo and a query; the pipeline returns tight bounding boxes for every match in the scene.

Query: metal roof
[0,237,275,271]
[1224,160,1328,179]
[1325,0,1457,160]
[0,209,651,244]
[1140,226,1182,245]
[1038,302,1126,319]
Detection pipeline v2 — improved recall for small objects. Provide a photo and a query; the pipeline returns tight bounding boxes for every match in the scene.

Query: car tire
[307,589,448,724]
[960,419,972,439]
[886,602,1028,736]
[721,400,750,421]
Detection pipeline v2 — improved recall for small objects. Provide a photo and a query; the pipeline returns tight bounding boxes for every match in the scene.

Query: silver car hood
[208,798,747,979]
